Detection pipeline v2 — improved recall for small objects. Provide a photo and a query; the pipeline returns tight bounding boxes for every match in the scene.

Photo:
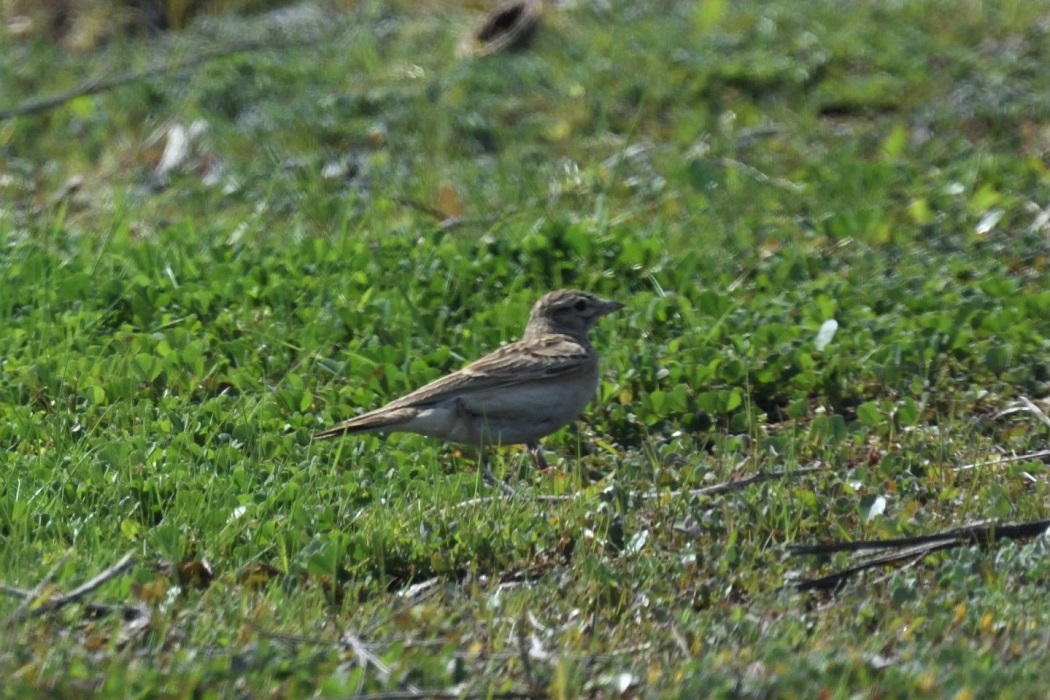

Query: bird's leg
[456,397,514,495]
[479,447,495,484]
[527,442,550,472]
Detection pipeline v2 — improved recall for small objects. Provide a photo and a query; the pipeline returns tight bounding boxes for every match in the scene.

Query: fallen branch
[788,541,955,592]
[788,517,1050,591]
[4,552,69,626]
[952,448,1050,472]
[0,36,323,121]
[0,583,142,619]
[2,552,138,623]
[790,518,1050,556]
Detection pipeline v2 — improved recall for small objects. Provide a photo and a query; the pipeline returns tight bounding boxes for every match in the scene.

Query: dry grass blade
[340,629,407,690]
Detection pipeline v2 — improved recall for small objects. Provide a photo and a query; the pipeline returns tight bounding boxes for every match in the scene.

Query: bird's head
[524,289,623,339]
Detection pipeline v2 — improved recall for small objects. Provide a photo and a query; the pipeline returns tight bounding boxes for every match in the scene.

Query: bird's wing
[379,333,591,410]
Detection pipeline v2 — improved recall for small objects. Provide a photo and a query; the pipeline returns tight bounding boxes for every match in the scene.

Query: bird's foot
[480,454,515,496]
[527,442,550,471]
[482,465,516,496]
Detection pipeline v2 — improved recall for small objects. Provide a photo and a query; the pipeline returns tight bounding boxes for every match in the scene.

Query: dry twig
[1,552,138,624]
[953,448,1050,472]
[4,553,70,626]
[0,37,323,121]
[788,518,1050,591]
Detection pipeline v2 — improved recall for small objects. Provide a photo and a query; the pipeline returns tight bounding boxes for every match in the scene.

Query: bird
[314,289,623,485]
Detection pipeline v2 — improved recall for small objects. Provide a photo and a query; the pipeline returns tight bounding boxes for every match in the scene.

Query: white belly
[400,370,599,446]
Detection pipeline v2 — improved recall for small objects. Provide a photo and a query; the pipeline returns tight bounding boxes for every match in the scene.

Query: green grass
[3,0,1050,696]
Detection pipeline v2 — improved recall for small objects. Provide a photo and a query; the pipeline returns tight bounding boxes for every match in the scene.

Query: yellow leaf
[695,0,728,32]
[68,95,95,119]
[545,119,572,141]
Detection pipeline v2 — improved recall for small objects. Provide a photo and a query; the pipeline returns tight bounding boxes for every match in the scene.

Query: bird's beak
[599,299,625,317]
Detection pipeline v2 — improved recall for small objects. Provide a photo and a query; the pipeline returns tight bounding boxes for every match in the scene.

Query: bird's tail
[312,421,374,441]
[312,407,415,441]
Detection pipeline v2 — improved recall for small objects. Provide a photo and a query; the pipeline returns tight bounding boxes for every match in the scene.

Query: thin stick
[789,518,1050,591]
[790,518,1050,556]
[7,552,136,623]
[789,542,952,592]
[0,582,144,619]
[953,448,1050,472]
[0,36,324,121]
[4,553,70,625]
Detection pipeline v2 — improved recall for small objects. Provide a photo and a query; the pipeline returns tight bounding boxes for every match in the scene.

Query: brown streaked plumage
[314,290,622,476]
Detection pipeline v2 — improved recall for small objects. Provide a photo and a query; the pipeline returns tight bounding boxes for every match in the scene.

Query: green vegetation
[3,0,1050,696]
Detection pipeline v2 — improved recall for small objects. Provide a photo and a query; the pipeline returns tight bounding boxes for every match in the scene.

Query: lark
[314,289,622,483]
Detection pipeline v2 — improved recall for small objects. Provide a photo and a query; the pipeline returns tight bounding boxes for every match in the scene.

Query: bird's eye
[573,299,588,311]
